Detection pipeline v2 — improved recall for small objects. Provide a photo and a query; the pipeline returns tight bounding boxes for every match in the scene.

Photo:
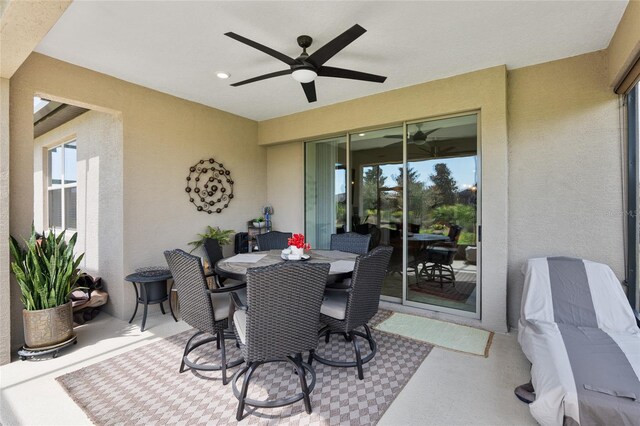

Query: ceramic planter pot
[290,246,304,257]
[23,301,74,348]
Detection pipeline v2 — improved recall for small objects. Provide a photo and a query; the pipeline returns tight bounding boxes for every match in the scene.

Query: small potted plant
[188,226,235,252]
[252,217,266,228]
[9,226,84,349]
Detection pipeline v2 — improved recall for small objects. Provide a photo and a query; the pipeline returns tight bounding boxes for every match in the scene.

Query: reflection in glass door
[405,114,478,314]
[304,114,480,317]
[304,135,347,249]
[350,127,404,299]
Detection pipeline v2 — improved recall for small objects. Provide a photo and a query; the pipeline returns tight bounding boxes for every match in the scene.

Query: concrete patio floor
[1,309,536,425]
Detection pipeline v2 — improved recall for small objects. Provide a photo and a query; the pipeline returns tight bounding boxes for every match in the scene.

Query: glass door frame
[316,111,482,319]
[399,112,481,319]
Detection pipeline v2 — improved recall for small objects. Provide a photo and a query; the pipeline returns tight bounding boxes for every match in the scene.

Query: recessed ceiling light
[358,133,366,137]
[216,72,230,79]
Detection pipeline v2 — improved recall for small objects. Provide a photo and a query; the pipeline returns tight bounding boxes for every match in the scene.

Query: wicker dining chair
[310,245,392,380]
[230,262,329,421]
[203,238,246,288]
[329,232,371,255]
[164,249,246,385]
[255,231,292,251]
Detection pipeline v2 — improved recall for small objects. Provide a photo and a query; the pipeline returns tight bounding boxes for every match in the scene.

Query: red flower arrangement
[288,233,311,250]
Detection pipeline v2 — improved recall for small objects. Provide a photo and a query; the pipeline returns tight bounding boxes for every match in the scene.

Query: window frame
[46,139,77,231]
[627,85,639,317]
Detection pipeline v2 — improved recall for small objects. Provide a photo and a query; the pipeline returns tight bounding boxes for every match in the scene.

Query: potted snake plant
[9,226,84,349]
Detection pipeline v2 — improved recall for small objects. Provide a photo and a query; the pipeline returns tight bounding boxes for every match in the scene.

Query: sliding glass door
[405,115,479,314]
[304,113,480,317]
[350,127,404,299]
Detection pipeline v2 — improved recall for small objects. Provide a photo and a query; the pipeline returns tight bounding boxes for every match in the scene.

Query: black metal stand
[311,324,377,380]
[18,335,77,360]
[232,356,316,420]
[125,270,173,331]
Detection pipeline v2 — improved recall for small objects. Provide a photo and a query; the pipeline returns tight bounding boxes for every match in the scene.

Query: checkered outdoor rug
[56,310,432,425]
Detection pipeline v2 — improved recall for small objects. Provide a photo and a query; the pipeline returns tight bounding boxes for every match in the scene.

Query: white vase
[290,246,304,257]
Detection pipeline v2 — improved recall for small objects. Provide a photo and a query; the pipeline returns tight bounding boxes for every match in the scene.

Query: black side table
[124,269,176,331]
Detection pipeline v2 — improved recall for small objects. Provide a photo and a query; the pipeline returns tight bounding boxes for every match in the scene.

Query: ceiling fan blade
[318,66,386,83]
[230,69,292,87]
[301,81,317,103]
[225,32,297,66]
[384,134,403,139]
[307,24,367,67]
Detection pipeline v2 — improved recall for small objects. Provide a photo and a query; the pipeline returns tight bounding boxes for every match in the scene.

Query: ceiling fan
[224,24,387,103]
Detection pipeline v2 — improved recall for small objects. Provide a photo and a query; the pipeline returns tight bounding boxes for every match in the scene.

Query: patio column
[0,77,10,365]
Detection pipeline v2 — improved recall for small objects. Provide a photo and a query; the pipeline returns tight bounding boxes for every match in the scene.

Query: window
[627,84,639,316]
[47,141,77,230]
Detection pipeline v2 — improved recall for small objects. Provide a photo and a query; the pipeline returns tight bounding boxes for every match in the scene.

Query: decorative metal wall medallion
[185,158,234,214]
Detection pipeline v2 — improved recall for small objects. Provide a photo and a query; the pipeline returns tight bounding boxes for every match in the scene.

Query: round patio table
[215,249,359,284]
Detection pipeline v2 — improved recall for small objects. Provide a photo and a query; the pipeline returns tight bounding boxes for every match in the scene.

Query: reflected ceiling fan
[384,126,442,144]
[225,24,387,103]
[386,126,455,157]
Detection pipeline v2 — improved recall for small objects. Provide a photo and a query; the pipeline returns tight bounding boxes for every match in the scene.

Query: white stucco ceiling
[35,0,628,121]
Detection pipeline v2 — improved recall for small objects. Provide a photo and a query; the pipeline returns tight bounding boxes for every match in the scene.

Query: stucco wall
[266,142,305,233]
[608,0,640,88]
[507,51,623,327]
[262,66,509,332]
[9,53,264,351]
[1,77,11,365]
[33,110,124,318]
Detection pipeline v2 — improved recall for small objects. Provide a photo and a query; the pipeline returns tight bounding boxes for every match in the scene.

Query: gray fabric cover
[518,257,640,426]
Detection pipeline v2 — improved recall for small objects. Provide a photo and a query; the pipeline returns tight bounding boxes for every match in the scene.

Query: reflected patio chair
[419,225,463,287]
[311,246,392,380]
[255,231,292,251]
[230,262,329,420]
[164,249,246,385]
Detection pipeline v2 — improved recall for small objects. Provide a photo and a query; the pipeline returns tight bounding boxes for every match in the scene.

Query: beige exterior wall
[1,77,11,365]
[507,51,623,326]
[262,66,510,332]
[607,0,640,88]
[0,0,71,78]
[33,110,124,318]
[9,53,264,351]
[266,142,305,233]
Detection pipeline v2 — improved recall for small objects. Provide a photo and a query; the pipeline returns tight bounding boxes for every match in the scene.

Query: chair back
[345,246,393,328]
[368,225,381,250]
[204,238,224,267]
[330,232,371,255]
[256,231,292,251]
[164,249,217,332]
[244,262,329,362]
[448,225,463,244]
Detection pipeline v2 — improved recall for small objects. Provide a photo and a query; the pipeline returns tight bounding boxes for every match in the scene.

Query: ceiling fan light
[292,68,317,83]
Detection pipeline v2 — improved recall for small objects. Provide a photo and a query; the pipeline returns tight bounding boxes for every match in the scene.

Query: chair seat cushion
[233,309,247,344]
[325,278,351,290]
[220,278,246,289]
[210,288,246,321]
[320,290,348,320]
